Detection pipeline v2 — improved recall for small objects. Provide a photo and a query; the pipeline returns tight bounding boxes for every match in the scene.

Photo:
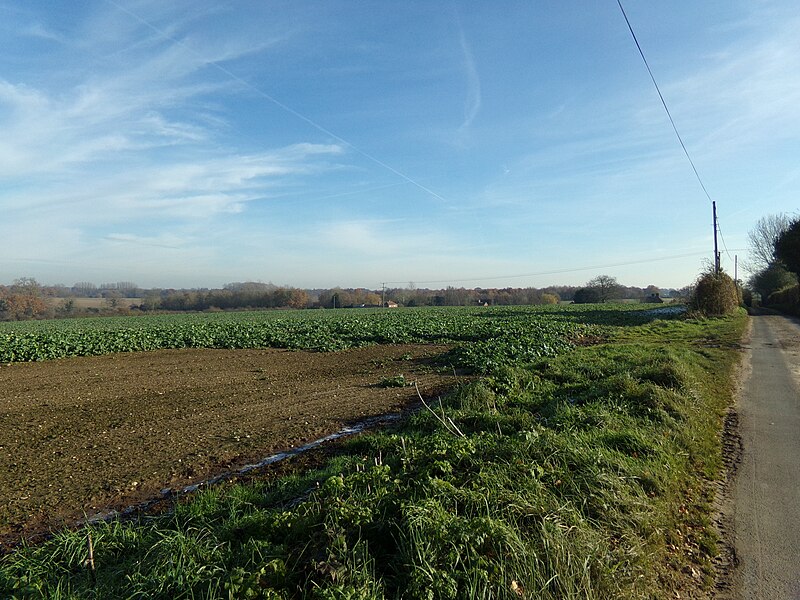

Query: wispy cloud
[2,143,344,220]
[0,3,346,283]
[457,27,481,132]
[104,232,184,249]
[314,219,458,257]
[1,2,795,289]
[0,1,295,181]
[649,11,800,158]
[20,22,68,43]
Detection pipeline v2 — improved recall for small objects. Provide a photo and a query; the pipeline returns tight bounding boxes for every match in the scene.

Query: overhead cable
[102,0,448,204]
[616,0,714,206]
[382,250,709,286]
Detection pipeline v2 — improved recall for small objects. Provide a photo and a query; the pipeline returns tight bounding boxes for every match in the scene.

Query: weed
[378,375,412,388]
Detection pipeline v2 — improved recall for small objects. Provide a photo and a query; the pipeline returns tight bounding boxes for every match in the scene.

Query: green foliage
[0,304,644,365]
[378,374,411,388]
[0,303,744,600]
[689,270,740,316]
[766,284,799,311]
[775,217,800,283]
[748,262,795,300]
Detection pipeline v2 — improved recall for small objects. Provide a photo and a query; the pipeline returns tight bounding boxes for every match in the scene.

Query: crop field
[0,305,596,364]
[0,306,599,541]
[0,304,747,599]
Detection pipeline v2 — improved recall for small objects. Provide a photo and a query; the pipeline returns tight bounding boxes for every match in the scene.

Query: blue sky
[1,1,798,290]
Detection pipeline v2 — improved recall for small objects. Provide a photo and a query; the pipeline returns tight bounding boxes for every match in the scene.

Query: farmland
[0,306,597,543]
[0,306,589,365]
[0,344,456,545]
[0,304,747,599]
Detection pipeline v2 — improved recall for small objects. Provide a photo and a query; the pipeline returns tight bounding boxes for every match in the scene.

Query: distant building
[643,292,664,304]
[384,301,399,308]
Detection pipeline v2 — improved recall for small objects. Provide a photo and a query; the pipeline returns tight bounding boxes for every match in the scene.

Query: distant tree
[116,282,139,296]
[140,293,162,311]
[540,293,560,305]
[775,218,800,284]
[317,288,358,308]
[271,288,293,308]
[443,286,469,306]
[12,277,42,294]
[336,288,355,307]
[103,290,122,309]
[224,281,277,293]
[0,279,50,320]
[586,275,622,302]
[73,282,98,297]
[288,289,309,309]
[573,288,601,304]
[57,298,76,317]
[363,292,381,306]
[747,213,792,273]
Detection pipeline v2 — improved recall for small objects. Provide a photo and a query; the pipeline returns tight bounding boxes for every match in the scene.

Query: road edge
[711,315,752,598]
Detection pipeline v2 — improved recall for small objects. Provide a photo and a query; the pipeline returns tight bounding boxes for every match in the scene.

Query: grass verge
[0,307,748,599]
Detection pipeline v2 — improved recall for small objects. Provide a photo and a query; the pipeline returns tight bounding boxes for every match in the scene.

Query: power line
[616,0,714,206]
[716,221,734,261]
[617,1,735,272]
[102,0,448,204]
[382,250,709,286]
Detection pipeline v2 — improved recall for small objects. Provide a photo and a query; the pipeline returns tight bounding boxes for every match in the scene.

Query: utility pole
[381,283,386,308]
[713,201,721,274]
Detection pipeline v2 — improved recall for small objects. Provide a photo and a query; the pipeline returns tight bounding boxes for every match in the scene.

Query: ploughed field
[0,344,453,545]
[0,306,589,547]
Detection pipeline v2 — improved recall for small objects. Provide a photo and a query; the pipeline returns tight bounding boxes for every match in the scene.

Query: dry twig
[415,383,465,438]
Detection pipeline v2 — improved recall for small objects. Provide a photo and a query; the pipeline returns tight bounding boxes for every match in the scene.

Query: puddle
[643,305,687,317]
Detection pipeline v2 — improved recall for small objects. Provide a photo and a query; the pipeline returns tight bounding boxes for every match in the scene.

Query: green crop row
[0,305,659,368]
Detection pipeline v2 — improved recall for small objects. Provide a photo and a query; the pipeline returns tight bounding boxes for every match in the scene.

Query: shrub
[541,293,560,305]
[689,270,740,316]
[573,288,601,304]
[741,288,753,307]
[766,284,799,311]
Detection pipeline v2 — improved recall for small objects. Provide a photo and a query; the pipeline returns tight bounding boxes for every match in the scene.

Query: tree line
[746,213,800,309]
[0,277,682,321]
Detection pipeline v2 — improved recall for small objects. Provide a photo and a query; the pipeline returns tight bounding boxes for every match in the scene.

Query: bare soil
[0,344,456,548]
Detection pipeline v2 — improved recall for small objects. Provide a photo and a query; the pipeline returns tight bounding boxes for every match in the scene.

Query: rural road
[723,312,800,599]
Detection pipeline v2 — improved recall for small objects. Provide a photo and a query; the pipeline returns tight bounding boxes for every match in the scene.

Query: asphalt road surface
[724,313,800,599]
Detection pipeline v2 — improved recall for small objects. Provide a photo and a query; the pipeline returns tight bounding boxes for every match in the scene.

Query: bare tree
[747,213,792,273]
[587,275,623,303]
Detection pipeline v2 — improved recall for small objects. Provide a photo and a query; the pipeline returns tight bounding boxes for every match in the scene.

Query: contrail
[103,0,449,204]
